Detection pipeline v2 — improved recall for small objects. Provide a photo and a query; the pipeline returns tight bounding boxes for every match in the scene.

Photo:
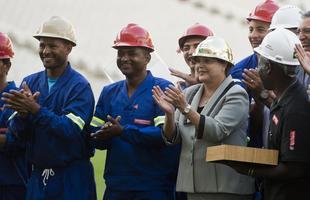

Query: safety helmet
[0,32,14,59]
[113,23,154,52]
[247,0,279,23]
[254,28,301,65]
[192,36,234,66]
[178,23,214,49]
[269,5,303,30]
[33,16,77,46]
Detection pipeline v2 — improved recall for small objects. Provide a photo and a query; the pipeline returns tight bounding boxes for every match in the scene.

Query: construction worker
[229,2,279,199]
[90,23,180,200]
[243,4,304,149]
[295,11,310,94]
[1,16,96,199]
[230,0,279,148]
[169,23,214,89]
[0,32,27,200]
[226,28,310,200]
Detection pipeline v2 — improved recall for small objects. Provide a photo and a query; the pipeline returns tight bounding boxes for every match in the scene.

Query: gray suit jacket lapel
[199,75,234,116]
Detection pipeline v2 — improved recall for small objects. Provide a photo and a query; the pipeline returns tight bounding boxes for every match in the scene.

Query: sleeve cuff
[196,114,205,139]
[162,125,179,145]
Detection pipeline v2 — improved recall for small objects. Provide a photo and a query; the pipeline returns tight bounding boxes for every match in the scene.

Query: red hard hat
[113,23,154,52]
[178,23,214,49]
[0,32,14,59]
[247,0,279,23]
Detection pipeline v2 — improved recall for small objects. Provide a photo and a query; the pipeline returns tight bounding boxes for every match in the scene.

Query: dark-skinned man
[90,23,180,200]
[226,28,310,200]
[1,16,96,199]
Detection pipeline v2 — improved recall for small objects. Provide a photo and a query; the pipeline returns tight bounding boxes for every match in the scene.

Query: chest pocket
[111,91,155,127]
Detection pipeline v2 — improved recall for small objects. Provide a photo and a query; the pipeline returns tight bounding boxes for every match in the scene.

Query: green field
[91,150,107,199]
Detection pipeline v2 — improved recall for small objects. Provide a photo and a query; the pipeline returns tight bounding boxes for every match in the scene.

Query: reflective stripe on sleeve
[8,111,17,121]
[90,116,105,127]
[66,113,85,130]
[154,116,165,127]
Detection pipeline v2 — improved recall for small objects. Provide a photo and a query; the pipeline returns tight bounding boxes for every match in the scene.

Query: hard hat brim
[0,55,12,59]
[246,16,271,23]
[254,47,299,66]
[112,42,154,52]
[268,24,298,31]
[191,54,234,66]
[33,34,76,46]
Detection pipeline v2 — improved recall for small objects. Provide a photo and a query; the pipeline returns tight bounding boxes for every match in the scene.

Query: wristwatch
[259,89,269,101]
[182,104,191,115]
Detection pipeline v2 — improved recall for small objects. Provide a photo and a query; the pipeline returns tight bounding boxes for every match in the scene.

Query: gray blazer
[164,75,255,194]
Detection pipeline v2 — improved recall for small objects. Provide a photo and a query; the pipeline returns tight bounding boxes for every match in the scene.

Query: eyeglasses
[297,28,310,35]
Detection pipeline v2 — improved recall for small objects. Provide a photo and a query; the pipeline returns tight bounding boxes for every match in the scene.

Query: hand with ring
[242,68,265,96]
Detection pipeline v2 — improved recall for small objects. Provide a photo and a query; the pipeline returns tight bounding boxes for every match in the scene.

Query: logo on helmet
[198,48,214,55]
[293,49,297,59]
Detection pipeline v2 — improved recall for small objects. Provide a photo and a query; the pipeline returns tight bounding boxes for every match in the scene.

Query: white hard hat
[269,5,303,30]
[191,36,234,66]
[254,27,301,65]
[33,16,77,46]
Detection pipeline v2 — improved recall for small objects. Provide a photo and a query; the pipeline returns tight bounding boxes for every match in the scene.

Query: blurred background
[2,0,308,99]
[1,0,309,198]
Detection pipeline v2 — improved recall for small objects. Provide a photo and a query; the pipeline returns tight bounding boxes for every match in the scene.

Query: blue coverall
[7,64,96,200]
[91,71,180,200]
[0,81,27,200]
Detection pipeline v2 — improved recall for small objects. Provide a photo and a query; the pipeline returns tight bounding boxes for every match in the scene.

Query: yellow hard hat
[33,16,77,46]
[192,36,234,66]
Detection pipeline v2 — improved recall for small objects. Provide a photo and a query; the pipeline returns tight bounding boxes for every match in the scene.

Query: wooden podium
[206,144,278,165]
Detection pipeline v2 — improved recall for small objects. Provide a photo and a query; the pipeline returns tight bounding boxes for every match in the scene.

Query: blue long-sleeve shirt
[0,81,27,186]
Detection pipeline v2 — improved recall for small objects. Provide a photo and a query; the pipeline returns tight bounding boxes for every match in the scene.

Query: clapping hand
[295,44,310,76]
[242,69,264,96]
[91,115,122,140]
[152,85,175,115]
[1,82,40,116]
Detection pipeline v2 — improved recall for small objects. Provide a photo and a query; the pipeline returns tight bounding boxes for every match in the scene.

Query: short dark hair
[1,58,11,66]
[302,11,310,18]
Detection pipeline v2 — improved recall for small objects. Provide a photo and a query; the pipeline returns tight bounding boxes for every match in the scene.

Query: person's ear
[265,62,272,74]
[5,61,11,75]
[145,52,151,64]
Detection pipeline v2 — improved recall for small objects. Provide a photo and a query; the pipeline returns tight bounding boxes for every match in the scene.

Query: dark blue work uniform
[265,80,310,200]
[7,64,96,200]
[0,81,27,200]
[91,71,180,200]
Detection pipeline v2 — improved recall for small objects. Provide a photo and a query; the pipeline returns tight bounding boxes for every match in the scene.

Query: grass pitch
[91,150,107,199]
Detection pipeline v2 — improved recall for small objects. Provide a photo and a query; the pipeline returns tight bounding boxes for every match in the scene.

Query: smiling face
[181,36,205,71]
[39,37,72,75]
[298,17,310,52]
[248,19,270,49]
[116,47,150,78]
[194,57,227,85]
